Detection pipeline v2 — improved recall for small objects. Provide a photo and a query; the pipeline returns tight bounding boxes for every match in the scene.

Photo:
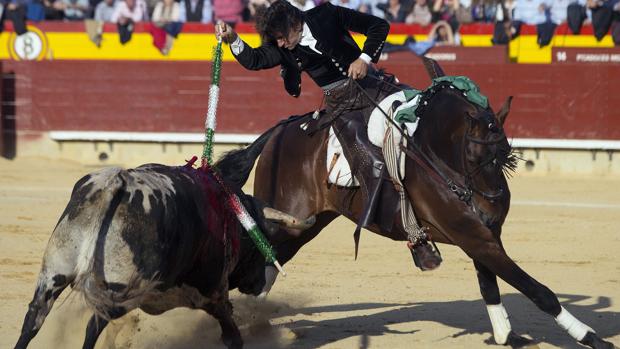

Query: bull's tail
[73,169,157,320]
[215,115,304,188]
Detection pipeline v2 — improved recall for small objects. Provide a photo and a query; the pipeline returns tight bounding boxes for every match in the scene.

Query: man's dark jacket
[233,3,389,97]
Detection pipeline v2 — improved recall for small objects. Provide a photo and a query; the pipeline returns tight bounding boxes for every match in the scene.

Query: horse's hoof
[579,331,616,349]
[506,331,538,348]
[409,242,442,271]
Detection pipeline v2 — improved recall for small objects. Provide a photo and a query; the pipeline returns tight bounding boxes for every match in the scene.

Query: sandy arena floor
[1,156,619,349]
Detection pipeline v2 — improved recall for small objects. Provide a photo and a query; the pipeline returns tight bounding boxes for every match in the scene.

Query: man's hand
[215,21,238,44]
[348,58,368,80]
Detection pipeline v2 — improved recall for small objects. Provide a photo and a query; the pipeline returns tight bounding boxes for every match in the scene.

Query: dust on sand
[1,157,619,348]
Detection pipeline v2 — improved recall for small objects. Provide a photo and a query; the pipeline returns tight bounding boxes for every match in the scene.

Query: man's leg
[333,112,441,270]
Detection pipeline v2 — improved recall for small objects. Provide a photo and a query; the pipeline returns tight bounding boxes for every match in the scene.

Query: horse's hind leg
[474,260,534,347]
[14,271,73,349]
[471,241,614,349]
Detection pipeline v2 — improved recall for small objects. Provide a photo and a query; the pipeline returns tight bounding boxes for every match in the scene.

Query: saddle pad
[368,90,421,149]
[325,90,422,187]
[326,127,360,187]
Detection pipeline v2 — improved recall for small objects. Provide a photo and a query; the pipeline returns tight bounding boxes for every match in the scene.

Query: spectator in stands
[549,0,571,24]
[432,19,458,43]
[332,0,362,10]
[380,19,457,58]
[512,0,556,46]
[405,0,432,25]
[359,0,388,17]
[43,0,66,19]
[431,0,460,32]
[213,0,243,26]
[25,0,46,21]
[1,0,28,34]
[179,0,212,22]
[566,0,591,34]
[491,0,513,44]
[377,0,412,22]
[586,0,618,40]
[470,0,501,22]
[151,0,183,53]
[94,0,116,21]
[111,0,146,43]
[62,0,90,19]
[111,0,146,23]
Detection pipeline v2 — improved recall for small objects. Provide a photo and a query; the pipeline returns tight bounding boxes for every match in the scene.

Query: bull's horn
[263,207,316,230]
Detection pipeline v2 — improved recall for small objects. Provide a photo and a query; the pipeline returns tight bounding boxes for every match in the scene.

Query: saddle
[301,86,424,234]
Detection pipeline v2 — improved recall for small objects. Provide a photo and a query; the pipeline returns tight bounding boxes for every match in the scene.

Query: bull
[13,161,312,349]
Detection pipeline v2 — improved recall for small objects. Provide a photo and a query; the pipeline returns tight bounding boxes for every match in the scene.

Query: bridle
[402,82,507,205]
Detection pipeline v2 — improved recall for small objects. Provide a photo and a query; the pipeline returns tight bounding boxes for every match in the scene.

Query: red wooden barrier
[2,47,619,140]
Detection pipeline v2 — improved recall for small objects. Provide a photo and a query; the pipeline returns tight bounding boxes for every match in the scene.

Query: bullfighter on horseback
[216,0,442,270]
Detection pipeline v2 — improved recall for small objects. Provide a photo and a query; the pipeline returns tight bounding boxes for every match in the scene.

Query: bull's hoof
[579,332,616,349]
[506,331,538,349]
[222,335,243,349]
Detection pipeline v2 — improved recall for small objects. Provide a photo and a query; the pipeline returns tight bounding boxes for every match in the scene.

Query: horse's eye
[488,122,494,129]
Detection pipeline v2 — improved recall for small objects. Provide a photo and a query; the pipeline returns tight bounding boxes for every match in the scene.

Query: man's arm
[217,21,282,70]
[333,3,390,63]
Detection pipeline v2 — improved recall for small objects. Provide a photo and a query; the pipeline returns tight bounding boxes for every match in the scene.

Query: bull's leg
[469,241,615,349]
[473,260,533,347]
[83,315,108,349]
[14,273,72,349]
[82,307,126,349]
[204,298,243,349]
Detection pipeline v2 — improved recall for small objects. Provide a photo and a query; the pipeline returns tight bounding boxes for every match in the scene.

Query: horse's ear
[421,56,445,80]
[496,96,513,126]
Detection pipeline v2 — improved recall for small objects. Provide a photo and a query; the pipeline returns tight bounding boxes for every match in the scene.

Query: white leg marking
[486,303,512,345]
[555,306,594,341]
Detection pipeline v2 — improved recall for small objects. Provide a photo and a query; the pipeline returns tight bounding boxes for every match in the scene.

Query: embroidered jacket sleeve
[232,39,282,70]
[333,4,389,63]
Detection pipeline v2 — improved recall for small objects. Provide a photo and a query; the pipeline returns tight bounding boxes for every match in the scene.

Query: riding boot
[333,113,442,270]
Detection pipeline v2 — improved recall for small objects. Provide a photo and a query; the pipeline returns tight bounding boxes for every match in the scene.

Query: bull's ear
[496,96,513,126]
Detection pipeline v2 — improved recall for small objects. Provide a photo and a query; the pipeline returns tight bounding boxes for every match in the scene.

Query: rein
[351,75,506,204]
[404,82,506,203]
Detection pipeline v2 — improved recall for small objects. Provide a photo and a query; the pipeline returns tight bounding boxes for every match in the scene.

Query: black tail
[214,126,277,188]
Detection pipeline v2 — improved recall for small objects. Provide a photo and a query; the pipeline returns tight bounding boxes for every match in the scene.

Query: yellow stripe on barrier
[0,29,614,62]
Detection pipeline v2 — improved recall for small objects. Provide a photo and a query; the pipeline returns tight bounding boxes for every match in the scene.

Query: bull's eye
[488,122,494,129]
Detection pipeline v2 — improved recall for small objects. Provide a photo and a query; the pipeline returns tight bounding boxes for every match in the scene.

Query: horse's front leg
[473,260,534,347]
[470,239,615,349]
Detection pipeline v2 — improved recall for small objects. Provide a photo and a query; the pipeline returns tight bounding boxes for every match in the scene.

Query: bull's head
[228,194,315,295]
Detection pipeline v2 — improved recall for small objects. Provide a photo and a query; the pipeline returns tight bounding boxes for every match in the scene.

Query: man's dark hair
[256,0,305,43]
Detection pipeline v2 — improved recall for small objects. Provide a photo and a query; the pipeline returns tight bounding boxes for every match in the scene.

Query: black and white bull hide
[14,163,306,349]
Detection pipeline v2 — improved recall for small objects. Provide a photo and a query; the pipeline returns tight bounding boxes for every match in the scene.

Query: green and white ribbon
[202,39,223,165]
[202,37,286,276]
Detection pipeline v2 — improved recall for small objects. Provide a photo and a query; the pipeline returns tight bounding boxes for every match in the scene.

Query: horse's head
[411,73,517,230]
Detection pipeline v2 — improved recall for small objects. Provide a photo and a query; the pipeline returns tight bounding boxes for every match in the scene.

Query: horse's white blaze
[555,306,594,341]
[486,303,512,344]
